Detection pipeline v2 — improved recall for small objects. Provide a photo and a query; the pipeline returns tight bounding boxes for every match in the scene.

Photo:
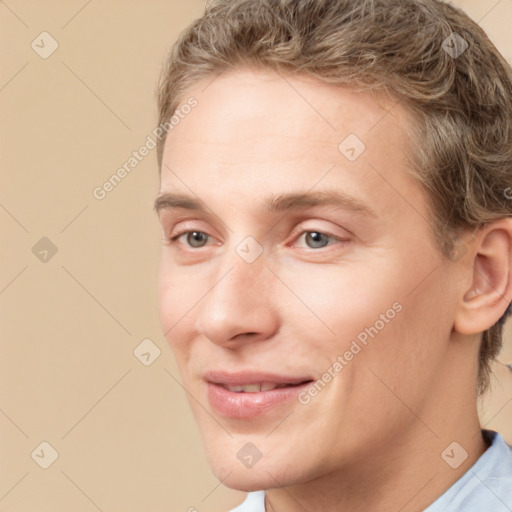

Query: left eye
[295,231,341,249]
[170,230,211,248]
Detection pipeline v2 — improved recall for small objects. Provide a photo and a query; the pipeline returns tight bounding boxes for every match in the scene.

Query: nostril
[230,332,258,342]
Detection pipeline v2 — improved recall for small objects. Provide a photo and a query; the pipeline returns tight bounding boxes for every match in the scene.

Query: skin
[155,67,512,511]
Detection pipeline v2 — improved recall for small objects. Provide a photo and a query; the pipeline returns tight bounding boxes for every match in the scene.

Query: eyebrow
[153,190,377,218]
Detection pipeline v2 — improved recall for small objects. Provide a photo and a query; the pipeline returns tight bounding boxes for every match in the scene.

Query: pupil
[307,232,328,248]
[188,231,207,247]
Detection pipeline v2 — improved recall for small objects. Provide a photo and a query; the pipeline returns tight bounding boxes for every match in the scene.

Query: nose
[195,256,280,348]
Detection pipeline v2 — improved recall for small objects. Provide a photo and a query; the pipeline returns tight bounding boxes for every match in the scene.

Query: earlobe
[454,219,512,335]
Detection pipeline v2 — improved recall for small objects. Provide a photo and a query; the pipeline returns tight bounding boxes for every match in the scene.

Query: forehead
[159,67,425,225]
[164,67,409,151]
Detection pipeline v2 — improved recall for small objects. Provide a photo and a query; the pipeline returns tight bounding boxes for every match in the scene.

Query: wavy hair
[156,0,512,395]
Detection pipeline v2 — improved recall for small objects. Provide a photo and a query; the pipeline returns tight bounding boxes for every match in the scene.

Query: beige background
[0,1,511,511]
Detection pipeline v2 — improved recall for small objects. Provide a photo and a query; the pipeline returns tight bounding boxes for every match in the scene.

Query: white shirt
[229,430,512,511]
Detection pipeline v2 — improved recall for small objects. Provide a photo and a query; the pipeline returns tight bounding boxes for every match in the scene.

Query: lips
[222,382,298,392]
[204,371,314,418]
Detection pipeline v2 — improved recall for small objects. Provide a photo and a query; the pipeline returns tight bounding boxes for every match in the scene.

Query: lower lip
[207,382,312,419]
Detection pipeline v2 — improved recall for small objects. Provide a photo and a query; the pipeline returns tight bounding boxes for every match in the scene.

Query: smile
[222,382,304,392]
[204,371,314,418]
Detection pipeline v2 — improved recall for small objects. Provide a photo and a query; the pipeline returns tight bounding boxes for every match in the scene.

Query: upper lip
[204,370,314,386]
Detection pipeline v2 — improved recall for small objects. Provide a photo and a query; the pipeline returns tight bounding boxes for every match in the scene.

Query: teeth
[225,382,289,393]
[228,384,261,393]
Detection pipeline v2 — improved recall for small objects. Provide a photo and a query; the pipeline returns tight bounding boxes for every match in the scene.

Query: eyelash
[165,229,347,250]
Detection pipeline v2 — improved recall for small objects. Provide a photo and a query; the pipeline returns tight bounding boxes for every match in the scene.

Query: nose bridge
[211,230,269,299]
[207,251,268,313]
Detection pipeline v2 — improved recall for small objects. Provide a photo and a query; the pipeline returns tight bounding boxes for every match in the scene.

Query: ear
[454,218,512,335]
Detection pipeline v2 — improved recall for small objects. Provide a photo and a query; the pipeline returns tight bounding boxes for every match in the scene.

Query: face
[156,68,459,490]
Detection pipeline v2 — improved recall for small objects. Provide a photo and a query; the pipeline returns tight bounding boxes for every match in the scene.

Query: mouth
[219,382,310,392]
[204,371,314,419]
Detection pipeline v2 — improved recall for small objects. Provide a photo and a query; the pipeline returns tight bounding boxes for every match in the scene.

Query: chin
[221,474,269,492]
[216,467,292,492]
[205,445,309,492]
[205,451,268,490]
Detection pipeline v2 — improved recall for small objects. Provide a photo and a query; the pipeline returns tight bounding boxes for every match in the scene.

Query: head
[155,0,512,491]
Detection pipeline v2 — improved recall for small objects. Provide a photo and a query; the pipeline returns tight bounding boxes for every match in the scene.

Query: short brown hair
[156,0,512,395]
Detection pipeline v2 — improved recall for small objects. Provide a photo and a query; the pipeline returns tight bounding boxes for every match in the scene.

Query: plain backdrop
[1,1,511,510]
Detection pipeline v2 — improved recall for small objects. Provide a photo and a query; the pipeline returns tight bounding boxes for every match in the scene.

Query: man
[153,0,512,510]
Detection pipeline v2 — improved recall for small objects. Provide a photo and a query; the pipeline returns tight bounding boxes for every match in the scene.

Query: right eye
[169,230,212,248]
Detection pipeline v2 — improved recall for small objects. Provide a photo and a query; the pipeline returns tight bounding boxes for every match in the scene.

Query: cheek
[344,269,455,410]
[278,262,402,351]
[157,262,196,348]
[281,253,451,397]
[157,263,175,335]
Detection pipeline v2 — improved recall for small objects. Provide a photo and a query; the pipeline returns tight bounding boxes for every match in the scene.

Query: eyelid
[166,220,352,250]
[289,231,348,251]
[168,218,218,240]
[288,221,352,243]
[169,229,217,247]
